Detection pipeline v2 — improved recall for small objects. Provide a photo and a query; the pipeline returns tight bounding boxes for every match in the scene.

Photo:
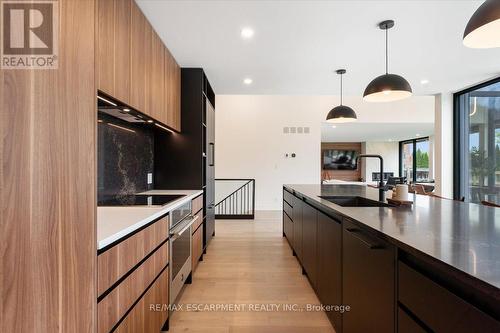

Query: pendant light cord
[340,73,343,105]
[385,27,388,74]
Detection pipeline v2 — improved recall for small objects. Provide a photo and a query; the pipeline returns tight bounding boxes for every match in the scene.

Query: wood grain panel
[98,217,168,296]
[192,224,203,272]
[130,0,148,112]
[97,0,114,95]
[113,0,131,102]
[150,30,164,122]
[1,1,96,332]
[321,142,362,181]
[191,213,203,233]
[164,47,181,131]
[98,242,168,333]
[114,268,169,333]
[192,194,203,215]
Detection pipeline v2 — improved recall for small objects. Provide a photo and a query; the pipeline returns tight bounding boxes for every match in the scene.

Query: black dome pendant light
[326,69,357,123]
[463,0,500,48]
[363,20,412,102]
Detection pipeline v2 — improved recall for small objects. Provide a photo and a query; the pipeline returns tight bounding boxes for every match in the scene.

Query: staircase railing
[215,179,255,219]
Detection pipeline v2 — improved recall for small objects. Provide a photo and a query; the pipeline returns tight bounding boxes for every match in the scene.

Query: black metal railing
[215,179,255,219]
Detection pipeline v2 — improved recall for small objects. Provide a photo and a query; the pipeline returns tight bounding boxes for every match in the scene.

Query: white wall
[215,95,435,210]
[434,93,454,197]
[361,142,400,183]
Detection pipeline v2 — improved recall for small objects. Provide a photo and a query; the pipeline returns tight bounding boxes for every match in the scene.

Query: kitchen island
[283,184,500,333]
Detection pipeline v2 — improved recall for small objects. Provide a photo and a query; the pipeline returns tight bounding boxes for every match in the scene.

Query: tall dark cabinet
[155,68,215,249]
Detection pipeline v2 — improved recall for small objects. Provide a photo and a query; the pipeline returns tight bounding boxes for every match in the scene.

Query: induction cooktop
[98,194,185,207]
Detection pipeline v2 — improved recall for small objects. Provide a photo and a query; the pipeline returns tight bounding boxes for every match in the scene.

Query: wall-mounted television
[323,149,358,170]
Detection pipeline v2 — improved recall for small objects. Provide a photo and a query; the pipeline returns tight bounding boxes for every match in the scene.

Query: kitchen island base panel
[283,185,500,332]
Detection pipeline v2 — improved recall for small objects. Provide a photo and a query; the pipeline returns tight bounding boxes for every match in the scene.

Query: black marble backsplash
[98,113,154,203]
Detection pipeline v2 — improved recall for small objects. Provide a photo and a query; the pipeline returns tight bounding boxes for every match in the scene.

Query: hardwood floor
[169,212,335,333]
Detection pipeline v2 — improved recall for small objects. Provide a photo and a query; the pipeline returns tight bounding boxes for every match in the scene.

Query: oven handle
[169,215,197,240]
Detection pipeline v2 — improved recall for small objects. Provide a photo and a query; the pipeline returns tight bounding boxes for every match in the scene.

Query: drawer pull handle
[346,228,384,250]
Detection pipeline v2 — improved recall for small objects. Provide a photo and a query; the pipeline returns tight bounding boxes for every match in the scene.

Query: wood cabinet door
[283,210,293,245]
[150,30,164,123]
[301,203,318,289]
[113,0,131,102]
[342,219,396,333]
[130,1,148,113]
[317,211,342,331]
[114,268,169,333]
[164,48,181,131]
[96,0,130,102]
[192,224,203,272]
[97,0,114,95]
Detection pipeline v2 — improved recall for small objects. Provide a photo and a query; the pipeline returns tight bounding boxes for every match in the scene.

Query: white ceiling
[138,0,500,96]
[321,122,434,142]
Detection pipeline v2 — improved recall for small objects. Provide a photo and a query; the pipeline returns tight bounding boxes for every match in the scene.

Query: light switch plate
[147,173,153,185]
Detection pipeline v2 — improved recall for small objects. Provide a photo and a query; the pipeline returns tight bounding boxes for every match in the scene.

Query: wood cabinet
[192,224,203,272]
[97,0,181,131]
[317,211,342,332]
[301,203,318,289]
[97,217,168,296]
[97,216,170,333]
[97,0,131,103]
[165,48,181,131]
[150,30,164,122]
[98,242,168,333]
[129,1,149,112]
[114,268,169,333]
[192,194,203,216]
[342,219,395,333]
[292,195,303,261]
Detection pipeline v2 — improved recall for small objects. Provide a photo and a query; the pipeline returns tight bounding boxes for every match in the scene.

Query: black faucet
[356,154,387,202]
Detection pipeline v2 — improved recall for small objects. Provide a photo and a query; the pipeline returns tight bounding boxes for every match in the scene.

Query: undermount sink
[319,196,391,207]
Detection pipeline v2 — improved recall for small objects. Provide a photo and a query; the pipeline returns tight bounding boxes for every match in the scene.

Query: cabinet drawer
[98,216,168,296]
[398,307,427,333]
[283,189,294,207]
[283,211,293,244]
[398,261,500,332]
[114,267,169,333]
[98,241,168,333]
[192,224,203,272]
[191,212,203,233]
[283,199,293,220]
[192,194,203,215]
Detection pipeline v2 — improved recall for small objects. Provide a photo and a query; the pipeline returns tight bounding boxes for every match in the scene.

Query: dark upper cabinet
[301,202,318,289]
[317,211,342,332]
[342,219,396,333]
[292,195,303,261]
[155,69,215,249]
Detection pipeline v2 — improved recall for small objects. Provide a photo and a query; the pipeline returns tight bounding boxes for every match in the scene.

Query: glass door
[454,79,500,203]
[402,141,414,182]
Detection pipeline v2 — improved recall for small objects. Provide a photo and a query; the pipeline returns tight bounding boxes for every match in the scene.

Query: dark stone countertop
[284,184,500,292]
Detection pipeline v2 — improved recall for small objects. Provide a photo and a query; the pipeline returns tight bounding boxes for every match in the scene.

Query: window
[399,137,430,183]
[454,77,500,204]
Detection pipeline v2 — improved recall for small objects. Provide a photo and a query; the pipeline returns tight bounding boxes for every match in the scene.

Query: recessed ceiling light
[123,108,130,112]
[243,78,253,85]
[331,125,337,128]
[241,27,254,39]
[147,119,154,123]
[420,79,429,85]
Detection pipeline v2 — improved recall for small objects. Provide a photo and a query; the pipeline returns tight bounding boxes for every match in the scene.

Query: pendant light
[326,69,357,123]
[363,20,412,102]
[463,0,500,48]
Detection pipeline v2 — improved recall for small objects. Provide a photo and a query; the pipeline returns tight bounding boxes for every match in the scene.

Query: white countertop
[97,189,203,250]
